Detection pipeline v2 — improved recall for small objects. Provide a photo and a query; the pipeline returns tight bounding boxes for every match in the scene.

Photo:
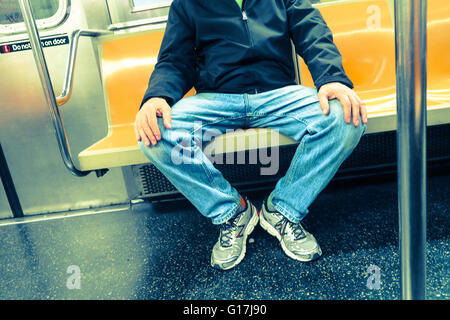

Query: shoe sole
[260,204,322,262]
[211,204,260,271]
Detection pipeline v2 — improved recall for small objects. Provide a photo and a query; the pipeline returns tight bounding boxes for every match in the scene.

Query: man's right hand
[135,97,172,146]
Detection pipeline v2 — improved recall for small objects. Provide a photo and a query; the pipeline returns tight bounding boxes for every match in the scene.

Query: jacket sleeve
[286,0,353,89]
[140,1,196,108]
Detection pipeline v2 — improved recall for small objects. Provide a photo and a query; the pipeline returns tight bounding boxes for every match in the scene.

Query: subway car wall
[0,0,126,219]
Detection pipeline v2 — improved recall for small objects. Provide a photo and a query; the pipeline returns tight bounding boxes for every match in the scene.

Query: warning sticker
[0,35,69,54]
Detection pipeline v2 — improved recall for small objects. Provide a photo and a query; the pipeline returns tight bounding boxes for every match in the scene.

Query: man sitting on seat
[135,0,367,270]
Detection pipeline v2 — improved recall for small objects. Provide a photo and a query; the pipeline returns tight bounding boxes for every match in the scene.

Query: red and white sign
[1,45,11,53]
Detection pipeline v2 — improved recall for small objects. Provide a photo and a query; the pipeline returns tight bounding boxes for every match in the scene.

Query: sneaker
[211,197,259,270]
[260,198,322,262]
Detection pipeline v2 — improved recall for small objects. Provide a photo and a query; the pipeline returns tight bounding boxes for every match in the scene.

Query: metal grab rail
[57,29,111,106]
[18,0,110,177]
[394,0,427,300]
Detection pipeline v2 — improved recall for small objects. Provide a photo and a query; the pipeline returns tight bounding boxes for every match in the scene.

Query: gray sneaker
[260,199,322,262]
[211,198,259,270]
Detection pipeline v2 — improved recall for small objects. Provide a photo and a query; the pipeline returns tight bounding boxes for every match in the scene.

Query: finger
[161,106,172,129]
[359,98,368,124]
[139,127,151,147]
[337,94,352,123]
[141,118,157,146]
[348,94,360,127]
[147,111,161,142]
[318,93,330,115]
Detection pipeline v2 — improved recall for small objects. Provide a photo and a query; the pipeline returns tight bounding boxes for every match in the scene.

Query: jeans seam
[244,94,250,128]
[249,112,311,128]
[188,115,247,136]
[272,201,301,224]
[188,115,247,190]
[285,133,307,185]
[212,202,239,225]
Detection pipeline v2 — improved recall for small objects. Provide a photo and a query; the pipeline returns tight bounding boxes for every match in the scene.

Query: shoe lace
[287,220,307,241]
[269,202,307,241]
[219,221,236,248]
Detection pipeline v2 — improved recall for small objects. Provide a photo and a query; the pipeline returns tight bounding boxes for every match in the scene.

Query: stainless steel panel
[0,0,129,217]
[106,0,171,26]
[18,0,91,177]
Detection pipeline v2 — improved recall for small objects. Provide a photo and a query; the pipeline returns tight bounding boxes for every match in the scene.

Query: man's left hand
[318,82,368,127]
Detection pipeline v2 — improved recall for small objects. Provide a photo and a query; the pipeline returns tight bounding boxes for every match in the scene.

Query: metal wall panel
[0,0,130,217]
[106,0,171,26]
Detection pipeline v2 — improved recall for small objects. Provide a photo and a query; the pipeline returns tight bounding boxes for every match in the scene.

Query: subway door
[0,0,129,219]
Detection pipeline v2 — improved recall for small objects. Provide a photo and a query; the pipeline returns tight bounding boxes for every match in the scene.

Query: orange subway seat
[78,0,450,170]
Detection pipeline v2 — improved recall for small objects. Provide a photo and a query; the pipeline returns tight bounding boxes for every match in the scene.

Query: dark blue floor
[0,174,448,300]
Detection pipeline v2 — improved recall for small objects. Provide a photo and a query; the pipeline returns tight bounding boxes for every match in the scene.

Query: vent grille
[138,165,177,195]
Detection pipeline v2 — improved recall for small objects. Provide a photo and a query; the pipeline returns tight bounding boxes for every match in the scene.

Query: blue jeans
[139,85,365,225]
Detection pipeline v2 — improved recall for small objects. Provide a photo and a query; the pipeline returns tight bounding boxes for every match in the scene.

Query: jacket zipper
[231,0,254,47]
[241,10,254,46]
[234,0,256,95]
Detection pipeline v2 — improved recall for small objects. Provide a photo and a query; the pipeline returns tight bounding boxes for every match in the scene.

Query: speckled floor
[0,173,448,300]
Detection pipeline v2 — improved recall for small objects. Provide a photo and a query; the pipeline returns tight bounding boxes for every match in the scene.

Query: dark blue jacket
[141,0,353,107]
